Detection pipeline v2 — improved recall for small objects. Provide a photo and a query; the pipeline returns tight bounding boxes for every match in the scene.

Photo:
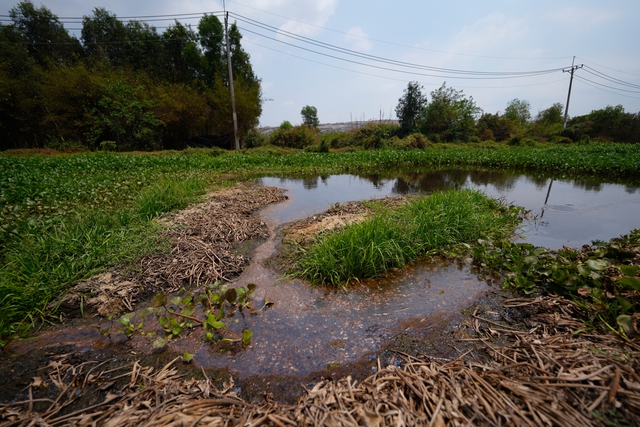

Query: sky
[2,0,640,127]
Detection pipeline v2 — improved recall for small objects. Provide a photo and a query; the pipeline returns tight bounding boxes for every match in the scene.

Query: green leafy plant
[122,282,257,346]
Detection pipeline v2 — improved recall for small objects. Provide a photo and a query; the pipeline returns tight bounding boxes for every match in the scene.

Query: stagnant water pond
[7,168,640,381]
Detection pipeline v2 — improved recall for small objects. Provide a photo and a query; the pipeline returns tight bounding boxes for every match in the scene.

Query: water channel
[7,168,640,380]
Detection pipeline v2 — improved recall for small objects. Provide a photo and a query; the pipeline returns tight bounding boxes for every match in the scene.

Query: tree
[395,81,427,135]
[198,14,224,87]
[228,22,259,87]
[301,105,319,128]
[10,1,81,67]
[504,98,531,125]
[81,8,127,66]
[535,102,564,125]
[476,112,515,142]
[419,83,482,142]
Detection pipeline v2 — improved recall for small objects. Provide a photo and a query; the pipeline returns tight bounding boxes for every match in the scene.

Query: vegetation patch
[296,189,524,286]
[472,230,640,339]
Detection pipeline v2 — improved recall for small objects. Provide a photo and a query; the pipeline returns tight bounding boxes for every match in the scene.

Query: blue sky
[2,0,639,126]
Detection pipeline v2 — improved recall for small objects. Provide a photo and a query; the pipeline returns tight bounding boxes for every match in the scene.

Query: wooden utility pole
[562,56,583,129]
[224,11,240,150]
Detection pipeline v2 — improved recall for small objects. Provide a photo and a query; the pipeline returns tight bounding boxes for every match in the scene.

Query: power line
[574,76,640,100]
[232,12,564,78]
[225,0,568,61]
[575,56,640,78]
[242,37,567,89]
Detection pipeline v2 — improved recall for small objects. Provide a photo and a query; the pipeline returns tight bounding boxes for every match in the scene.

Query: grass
[296,190,523,286]
[1,142,639,343]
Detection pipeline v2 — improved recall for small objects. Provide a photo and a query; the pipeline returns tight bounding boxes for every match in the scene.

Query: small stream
[6,169,639,378]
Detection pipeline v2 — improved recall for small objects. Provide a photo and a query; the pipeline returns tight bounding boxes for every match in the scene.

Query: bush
[45,138,88,153]
[269,125,319,149]
[99,141,117,152]
[243,128,268,148]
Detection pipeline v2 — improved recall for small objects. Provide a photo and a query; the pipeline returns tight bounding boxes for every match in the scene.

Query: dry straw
[2,295,638,426]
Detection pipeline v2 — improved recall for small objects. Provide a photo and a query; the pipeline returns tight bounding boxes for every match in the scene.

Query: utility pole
[562,56,583,129]
[224,9,240,150]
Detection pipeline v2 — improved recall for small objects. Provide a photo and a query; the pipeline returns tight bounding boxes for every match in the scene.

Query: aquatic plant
[472,230,640,338]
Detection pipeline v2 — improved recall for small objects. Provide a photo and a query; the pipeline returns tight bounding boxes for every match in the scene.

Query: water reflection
[256,169,640,249]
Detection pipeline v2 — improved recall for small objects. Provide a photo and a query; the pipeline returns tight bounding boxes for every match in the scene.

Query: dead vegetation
[3,295,638,426]
[52,183,286,317]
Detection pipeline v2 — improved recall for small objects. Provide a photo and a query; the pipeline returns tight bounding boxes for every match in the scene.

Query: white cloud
[345,26,372,52]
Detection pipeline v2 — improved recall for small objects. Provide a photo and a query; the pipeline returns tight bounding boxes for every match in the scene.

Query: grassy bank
[296,190,523,286]
[1,143,639,343]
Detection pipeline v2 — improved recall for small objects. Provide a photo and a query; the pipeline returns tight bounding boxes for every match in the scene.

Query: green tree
[301,105,319,128]
[476,112,515,142]
[88,79,164,151]
[81,8,127,66]
[198,14,224,87]
[228,23,259,87]
[419,83,482,142]
[395,81,427,135]
[160,22,201,84]
[504,98,531,125]
[9,1,81,67]
[535,102,564,125]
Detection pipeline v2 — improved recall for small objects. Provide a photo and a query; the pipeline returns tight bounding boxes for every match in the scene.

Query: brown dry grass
[52,183,287,317]
[3,295,638,426]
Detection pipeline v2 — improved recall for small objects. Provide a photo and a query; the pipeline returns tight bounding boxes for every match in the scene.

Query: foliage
[395,81,428,135]
[301,105,320,128]
[566,105,640,143]
[527,102,564,140]
[476,113,516,142]
[504,98,531,125]
[243,128,269,148]
[297,190,523,286]
[472,230,640,338]
[88,78,164,151]
[269,124,319,149]
[418,83,482,142]
[0,3,262,151]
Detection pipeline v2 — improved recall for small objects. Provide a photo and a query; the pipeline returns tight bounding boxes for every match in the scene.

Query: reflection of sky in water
[256,171,640,249]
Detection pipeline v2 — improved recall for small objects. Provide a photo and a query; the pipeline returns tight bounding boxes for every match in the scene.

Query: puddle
[4,168,639,384]
[256,170,640,249]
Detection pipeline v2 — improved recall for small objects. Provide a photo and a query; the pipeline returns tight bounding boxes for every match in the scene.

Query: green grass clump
[297,189,522,286]
[0,175,208,343]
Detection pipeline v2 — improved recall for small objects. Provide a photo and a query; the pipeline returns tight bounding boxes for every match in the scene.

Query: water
[256,169,640,249]
[6,169,638,380]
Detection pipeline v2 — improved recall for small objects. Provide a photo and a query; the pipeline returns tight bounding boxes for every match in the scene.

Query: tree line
[0,1,262,151]
[396,81,640,144]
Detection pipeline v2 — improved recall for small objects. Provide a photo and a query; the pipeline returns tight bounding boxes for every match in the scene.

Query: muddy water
[5,169,638,382]
[257,169,640,249]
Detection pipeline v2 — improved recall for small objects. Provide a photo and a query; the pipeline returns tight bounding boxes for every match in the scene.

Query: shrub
[269,125,319,149]
[100,141,117,152]
[243,128,268,148]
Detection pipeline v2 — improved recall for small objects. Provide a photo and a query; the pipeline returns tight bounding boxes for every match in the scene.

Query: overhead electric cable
[238,25,558,80]
[574,76,640,100]
[243,37,567,89]
[231,12,564,77]
[582,66,640,90]
[224,0,568,61]
[576,56,640,78]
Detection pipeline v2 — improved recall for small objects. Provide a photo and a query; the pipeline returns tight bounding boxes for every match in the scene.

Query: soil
[1,182,639,426]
